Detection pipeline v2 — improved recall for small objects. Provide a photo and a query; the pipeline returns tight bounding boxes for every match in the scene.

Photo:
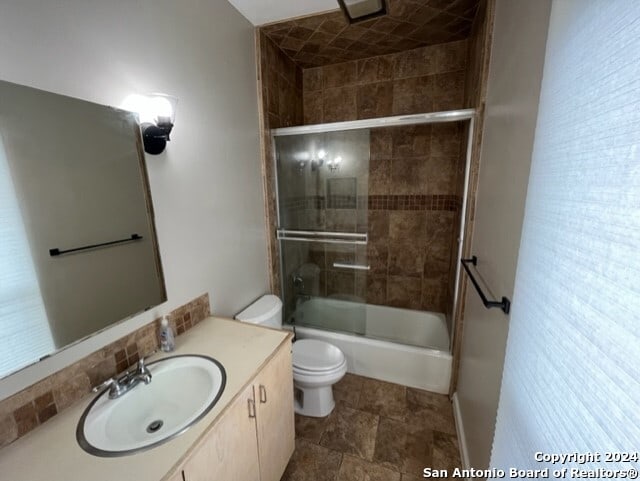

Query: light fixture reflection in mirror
[311,149,326,172]
[296,149,345,173]
[337,0,387,23]
[327,155,343,172]
[122,93,178,155]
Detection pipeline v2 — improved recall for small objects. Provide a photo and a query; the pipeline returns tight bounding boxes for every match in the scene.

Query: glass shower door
[274,129,370,335]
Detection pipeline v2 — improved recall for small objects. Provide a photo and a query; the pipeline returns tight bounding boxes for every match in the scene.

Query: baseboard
[452,392,471,477]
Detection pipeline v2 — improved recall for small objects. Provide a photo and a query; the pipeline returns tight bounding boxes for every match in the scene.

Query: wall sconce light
[122,93,178,155]
[337,0,387,24]
[327,155,343,172]
[311,149,326,172]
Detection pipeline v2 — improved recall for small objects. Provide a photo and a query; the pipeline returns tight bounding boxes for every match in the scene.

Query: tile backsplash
[0,293,210,449]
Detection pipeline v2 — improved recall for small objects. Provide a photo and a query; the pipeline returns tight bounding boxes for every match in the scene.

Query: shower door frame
[271,108,476,352]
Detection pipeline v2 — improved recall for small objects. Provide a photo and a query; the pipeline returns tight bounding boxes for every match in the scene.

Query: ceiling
[260,0,480,68]
[227,0,338,26]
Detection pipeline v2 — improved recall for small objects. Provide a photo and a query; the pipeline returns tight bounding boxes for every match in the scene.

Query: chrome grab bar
[332,262,370,271]
[277,229,367,245]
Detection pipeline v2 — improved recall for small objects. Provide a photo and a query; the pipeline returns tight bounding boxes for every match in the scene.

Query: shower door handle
[277,229,368,245]
[332,262,370,271]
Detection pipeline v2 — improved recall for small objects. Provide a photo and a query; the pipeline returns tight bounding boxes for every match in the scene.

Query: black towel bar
[461,256,511,314]
[49,234,142,257]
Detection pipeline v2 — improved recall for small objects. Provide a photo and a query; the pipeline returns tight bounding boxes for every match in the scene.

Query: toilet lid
[292,339,345,372]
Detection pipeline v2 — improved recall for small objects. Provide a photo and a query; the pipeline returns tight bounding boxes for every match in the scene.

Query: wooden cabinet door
[183,384,260,481]
[255,343,295,481]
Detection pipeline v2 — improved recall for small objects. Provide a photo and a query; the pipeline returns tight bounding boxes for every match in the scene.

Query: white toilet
[235,295,347,418]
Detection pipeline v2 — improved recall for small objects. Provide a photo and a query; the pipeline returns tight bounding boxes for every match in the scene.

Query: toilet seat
[292,339,345,372]
[292,357,348,394]
[293,358,347,377]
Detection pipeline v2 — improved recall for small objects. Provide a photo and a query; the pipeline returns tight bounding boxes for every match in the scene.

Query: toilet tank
[235,295,283,329]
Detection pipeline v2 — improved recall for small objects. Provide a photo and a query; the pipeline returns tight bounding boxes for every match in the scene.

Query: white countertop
[0,317,291,481]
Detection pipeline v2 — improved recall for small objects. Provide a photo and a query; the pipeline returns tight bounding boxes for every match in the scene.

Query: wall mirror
[0,80,167,380]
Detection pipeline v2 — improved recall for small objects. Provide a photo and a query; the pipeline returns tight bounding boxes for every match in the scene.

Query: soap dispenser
[159,317,175,352]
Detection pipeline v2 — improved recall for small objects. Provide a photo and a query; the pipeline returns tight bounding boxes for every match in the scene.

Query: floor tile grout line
[333,452,344,481]
[369,411,407,475]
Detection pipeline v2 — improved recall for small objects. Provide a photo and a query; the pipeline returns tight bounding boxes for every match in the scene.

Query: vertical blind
[0,138,53,374]
[491,0,640,472]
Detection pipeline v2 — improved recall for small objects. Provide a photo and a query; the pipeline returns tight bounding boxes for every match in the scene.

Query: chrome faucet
[93,357,153,399]
[129,357,152,385]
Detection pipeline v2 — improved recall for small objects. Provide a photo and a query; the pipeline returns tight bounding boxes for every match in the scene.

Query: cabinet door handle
[248,398,256,418]
[181,470,187,481]
[259,385,267,404]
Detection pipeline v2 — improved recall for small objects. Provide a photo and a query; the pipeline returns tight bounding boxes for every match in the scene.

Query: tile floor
[281,374,461,481]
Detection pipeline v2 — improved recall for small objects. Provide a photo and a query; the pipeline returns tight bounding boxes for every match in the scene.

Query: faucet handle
[137,356,151,372]
[92,377,116,393]
[137,357,152,382]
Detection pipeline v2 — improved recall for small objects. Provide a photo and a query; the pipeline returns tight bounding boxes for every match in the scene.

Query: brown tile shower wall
[302,39,468,123]
[257,29,304,172]
[367,123,465,313]
[260,33,303,129]
[0,294,210,448]
[298,41,468,314]
[257,32,304,296]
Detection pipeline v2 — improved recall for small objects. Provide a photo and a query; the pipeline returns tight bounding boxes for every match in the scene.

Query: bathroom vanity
[0,318,295,481]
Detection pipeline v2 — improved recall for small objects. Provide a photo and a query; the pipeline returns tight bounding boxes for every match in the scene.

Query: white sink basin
[77,355,225,457]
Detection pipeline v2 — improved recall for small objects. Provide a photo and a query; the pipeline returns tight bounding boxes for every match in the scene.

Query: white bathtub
[286,297,452,394]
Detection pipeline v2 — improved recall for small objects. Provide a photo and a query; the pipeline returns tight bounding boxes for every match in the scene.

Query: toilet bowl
[291,339,347,417]
[235,295,346,417]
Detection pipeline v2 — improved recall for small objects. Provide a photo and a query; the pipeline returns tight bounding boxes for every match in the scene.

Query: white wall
[0,0,269,399]
[454,0,551,469]
[491,0,640,470]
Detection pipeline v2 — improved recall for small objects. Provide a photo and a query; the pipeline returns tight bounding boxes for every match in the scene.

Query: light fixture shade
[121,93,178,155]
[122,93,177,125]
[337,0,386,23]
